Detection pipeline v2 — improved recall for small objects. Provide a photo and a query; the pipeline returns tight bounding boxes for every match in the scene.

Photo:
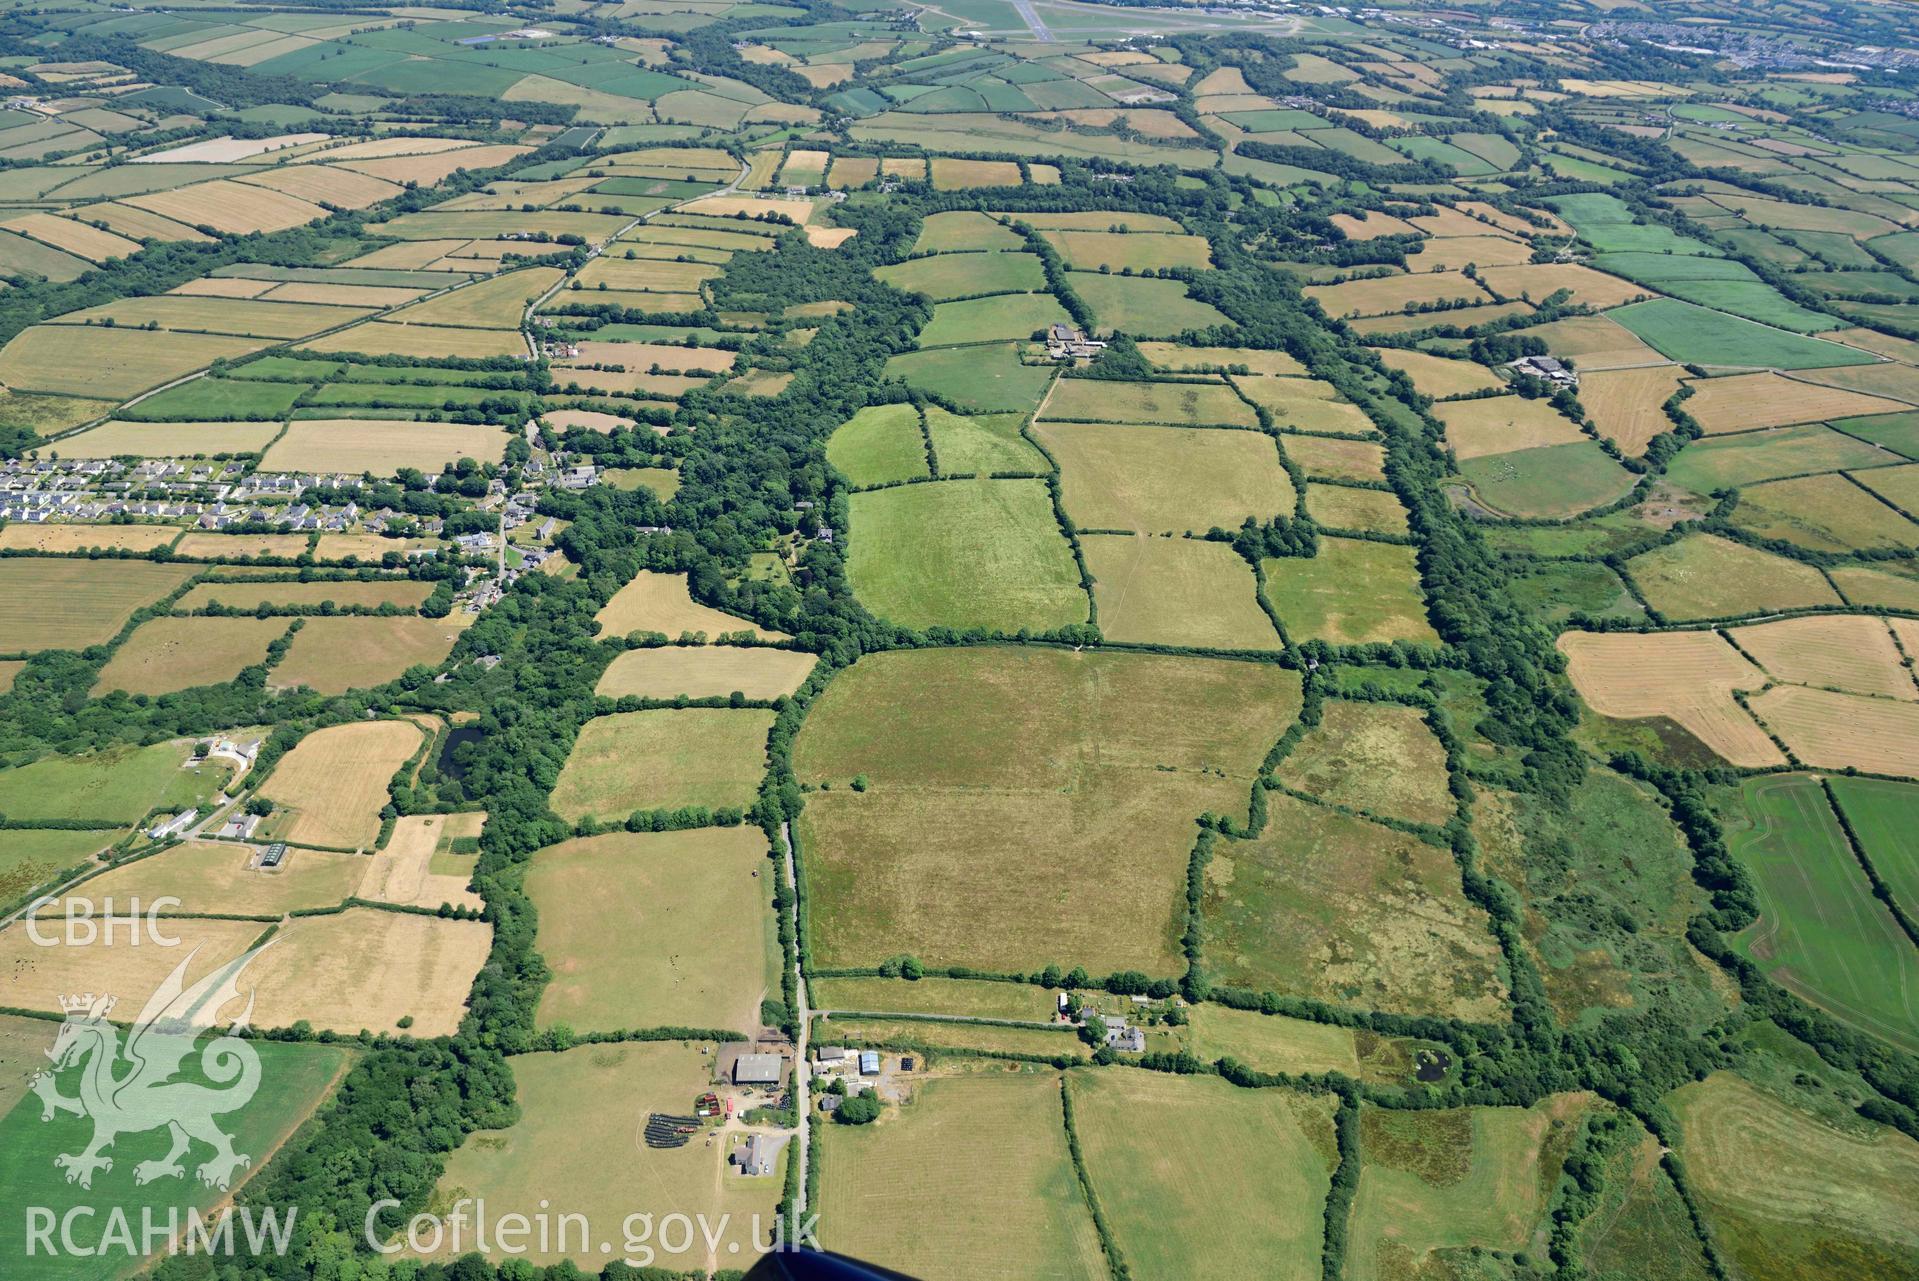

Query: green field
[1664,423,1893,493]
[816,1015,1086,1059]
[1081,534,1280,650]
[924,405,1047,473]
[1731,473,1919,553]
[1578,1115,1715,1281]
[1036,420,1293,533]
[883,341,1056,413]
[1607,299,1878,369]
[1068,272,1230,337]
[0,828,116,906]
[1264,537,1439,646]
[846,479,1087,633]
[1068,1071,1334,1281]
[1277,700,1455,827]
[1625,533,1840,621]
[1729,775,1919,1053]
[874,250,1047,300]
[1458,440,1636,519]
[826,402,929,487]
[1827,778,1919,922]
[810,975,1060,1021]
[1833,411,1919,461]
[793,647,1301,973]
[916,291,1070,346]
[0,1039,351,1281]
[547,708,774,822]
[0,559,197,654]
[817,1073,1105,1281]
[0,741,227,824]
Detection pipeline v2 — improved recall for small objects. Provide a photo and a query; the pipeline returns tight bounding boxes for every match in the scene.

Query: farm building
[736,1134,776,1177]
[815,1045,847,1065]
[733,1053,784,1085]
[258,842,288,869]
[148,809,198,840]
[859,1051,881,1075]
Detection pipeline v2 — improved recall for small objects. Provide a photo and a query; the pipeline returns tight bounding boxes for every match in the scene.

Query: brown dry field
[1407,235,1537,271]
[563,341,737,372]
[681,193,816,222]
[596,645,817,699]
[1331,211,1419,239]
[261,719,425,849]
[1478,263,1655,309]
[91,615,287,696]
[172,531,311,559]
[1233,376,1376,433]
[804,225,857,249]
[244,907,491,1037]
[177,578,431,611]
[1282,433,1388,482]
[0,917,266,1019]
[235,165,403,209]
[4,211,140,261]
[1729,615,1918,700]
[0,523,177,552]
[1581,366,1686,455]
[1436,396,1587,459]
[1462,200,1570,236]
[356,813,484,912]
[1140,342,1307,376]
[1305,270,1491,318]
[53,839,363,915]
[1518,315,1662,370]
[1749,685,1919,777]
[596,569,787,640]
[82,201,215,244]
[260,419,506,474]
[1557,630,1783,766]
[1408,206,1520,238]
[338,144,532,186]
[1276,700,1455,827]
[125,179,327,235]
[929,158,1022,190]
[301,321,527,359]
[260,281,429,308]
[1373,347,1505,398]
[1685,372,1910,434]
[0,325,268,397]
[270,614,471,694]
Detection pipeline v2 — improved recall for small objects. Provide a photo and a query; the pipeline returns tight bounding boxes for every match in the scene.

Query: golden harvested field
[91,616,287,696]
[82,200,215,244]
[1479,263,1655,309]
[53,839,362,916]
[302,321,527,358]
[1581,366,1686,454]
[313,533,442,561]
[1305,271,1490,318]
[270,615,470,694]
[1408,235,1537,271]
[1283,433,1388,482]
[1436,396,1587,459]
[596,569,787,640]
[1558,630,1782,766]
[0,917,265,1019]
[125,179,327,234]
[320,136,491,161]
[387,267,562,329]
[565,341,737,372]
[172,532,310,559]
[0,558,195,653]
[171,277,277,298]
[929,157,1022,190]
[338,144,531,185]
[1140,342,1307,376]
[681,193,815,222]
[1035,420,1296,533]
[356,814,484,912]
[595,645,817,699]
[0,325,267,397]
[259,282,428,307]
[260,719,425,849]
[1749,686,1919,777]
[177,578,430,611]
[1233,376,1376,432]
[1331,210,1419,239]
[1039,229,1212,271]
[245,908,490,1037]
[1729,615,1918,700]
[0,523,176,552]
[1374,347,1506,397]
[804,225,857,249]
[1686,372,1910,434]
[1,211,140,261]
[260,419,506,474]
[540,408,633,433]
[235,164,402,208]
[51,295,372,339]
[1519,315,1662,370]
[549,708,775,821]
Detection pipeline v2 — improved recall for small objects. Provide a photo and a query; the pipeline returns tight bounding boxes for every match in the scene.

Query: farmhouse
[1045,323,1107,361]
[736,1134,777,1177]
[733,1053,784,1085]
[1507,354,1578,387]
[1103,1021,1146,1054]
[147,808,198,840]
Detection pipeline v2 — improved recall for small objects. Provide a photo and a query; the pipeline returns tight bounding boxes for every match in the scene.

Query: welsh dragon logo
[27,944,270,1192]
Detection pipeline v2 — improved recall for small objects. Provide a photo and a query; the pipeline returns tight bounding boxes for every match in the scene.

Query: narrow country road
[779,819,811,1224]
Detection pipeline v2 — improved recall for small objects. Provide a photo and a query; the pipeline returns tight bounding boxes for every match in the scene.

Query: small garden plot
[91,616,287,697]
[0,739,224,826]
[1305,270,1491,319]
[386,266,562,328]
[1607,299,1877,370]
[1041,377,1254,427]
[260,720,424,850]
[1346,1098,1588,1281]
[1069,272,1229,337]
[596,570,784,640]
[1278,701,1455,827]
[1436,395,1586,459]
[1081,535,1280,651]
[429,1042,780,1270]
[0,558,195,653]
[794,647,1300,974]
[1731,615,1916,700]
[529,828,775,1035]
[1039,229,1212,271]
[1069,1072,1335,1281]
[873,250,1045,300]
[51,296,372,340]
[1036,421,1293,533]
[1304,484,1408,535]
[1684,371,1909,434]
[260,419,506,474]
[57,839,361,916]
[304,321,528,359]
[176,579,431,611]
[1578,366,1685,455]
[1670,1072,1919,1281]
[847,479,1087,633]
[0,916,265,1021]
[1265,538,1438,646]
[245,908,490,1038]
[1626,533,1840,621]
[1732,473,1919,552]
[1374,347,1505,398]
[1558,630,1778,766]
[1233,375,1375,432]
[548,708,774,822]
[1727,778,1919,1050]
[596,645,817,700]
[1459,440,1636,520]
[820,1073,1101,1280]
[1478,262,1654,309]
[924,405,1047,473]
[809,975,1060,1022]
[1284,433,1387,482]
[913,210,1022,253]
[1204,793,1506,1020]
[916,291,1070,346]
[270,615,469,694]
[885,342,1056,414]
[0,523,177,553]
[1751,686,1919,779]
[0,326,268,398]
[1140,342,1307,376]
[1665,423,1892,493]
